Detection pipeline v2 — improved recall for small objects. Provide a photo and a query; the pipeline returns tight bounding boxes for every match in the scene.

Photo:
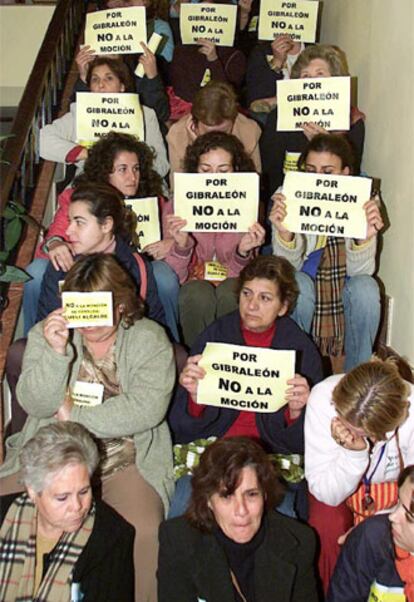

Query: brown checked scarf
[311,236,347,357]
[0,494,95,602]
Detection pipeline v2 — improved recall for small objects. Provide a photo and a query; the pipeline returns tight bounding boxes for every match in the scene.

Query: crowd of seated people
[1,3,413,601]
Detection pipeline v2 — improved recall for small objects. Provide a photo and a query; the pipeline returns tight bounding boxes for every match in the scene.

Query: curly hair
[86,56,135,92]
[186,437,284,532]
[237,255,299,314]
[183,131,256,173]
[290,44,349,79]
[77,132,164,198]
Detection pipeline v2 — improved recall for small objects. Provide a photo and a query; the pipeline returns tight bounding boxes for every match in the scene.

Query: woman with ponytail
[36,181,165,325]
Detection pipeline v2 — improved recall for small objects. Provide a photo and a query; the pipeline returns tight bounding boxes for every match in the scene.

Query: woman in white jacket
[304,358,414,591]
[39,56,169,180]
[270,134,383,371]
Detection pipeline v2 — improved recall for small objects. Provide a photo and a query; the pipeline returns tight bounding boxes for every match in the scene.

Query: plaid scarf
[0,493,95,602]
[312,236,346,356]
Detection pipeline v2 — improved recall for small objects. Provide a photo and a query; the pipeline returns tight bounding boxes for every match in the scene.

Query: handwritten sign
[259,0,319,42]
[277,76,351,132]
[62,292,113,328]
[72,381,104,407]
[135,32,162,77]
[76,92,144,147]
[282,171,371,239]
[84,7,147,54]
[198,343,295,413]
[127,196,161,250]
[174,173,259,232]
[180,3,237,46]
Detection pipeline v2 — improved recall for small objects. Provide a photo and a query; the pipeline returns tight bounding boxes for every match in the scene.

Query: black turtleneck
[214,518,266,602]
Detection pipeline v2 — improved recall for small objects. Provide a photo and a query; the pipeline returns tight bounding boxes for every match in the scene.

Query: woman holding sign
[168,255,323,518]
[304,359,414,592]
[159,437,319,602]
[165,131,266,347]
[39,56,169,181]
[260,44,366,199]
[0,254,175,602]
[270,133,383,371]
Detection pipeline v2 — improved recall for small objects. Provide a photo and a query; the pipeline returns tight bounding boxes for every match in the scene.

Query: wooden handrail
[0,0,87,461]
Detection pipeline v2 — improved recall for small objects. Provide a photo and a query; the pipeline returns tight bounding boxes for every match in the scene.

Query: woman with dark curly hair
[165,131,266,347]
[158,437,319,602]
[24,132,180,341]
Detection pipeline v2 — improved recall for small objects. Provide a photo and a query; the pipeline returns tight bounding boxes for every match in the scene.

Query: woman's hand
[139,42,158,79]
[238,0,252,14]
[270,34,294,70]
[330,416,367,451]
[285,374,310,419]
[302,122,329,140]
[55,392,73,421]
[179,354,206,403]
[48,240,75,272]
[43,308,69,356]
[197,39,218,62]
[76,46,95,83]
[165,215,190,249]
[358,196,384,243]
[269,193,294,242]
[143,238,175,260]
[237,222,265,256]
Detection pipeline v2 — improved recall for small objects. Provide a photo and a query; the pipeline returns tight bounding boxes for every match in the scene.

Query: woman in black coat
[158,437,319,602]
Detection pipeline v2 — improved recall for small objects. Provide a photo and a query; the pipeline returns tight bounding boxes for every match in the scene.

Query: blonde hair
[291,44,349,79]
[333,359,410,441]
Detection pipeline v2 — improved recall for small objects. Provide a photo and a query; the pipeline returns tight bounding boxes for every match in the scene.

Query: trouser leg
[290,271,316,333]
[152,260,180,342]
[22,258,49,336]
[179,280,216,348]
[215,278,238,318]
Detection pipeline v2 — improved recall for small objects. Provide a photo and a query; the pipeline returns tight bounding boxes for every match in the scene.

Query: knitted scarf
[395,546,414,602]
[312,236,346,356]
[0,493,95,602]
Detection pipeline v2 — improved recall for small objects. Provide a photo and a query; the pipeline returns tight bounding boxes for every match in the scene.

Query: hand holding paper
[43,308,69,356]
[76,46,96,83]
[179,354,206,403]
[269,193,294,242]
[284,374,310,419]
[237,223,266,256]
[166,214,190,248]
[361,197,383,243]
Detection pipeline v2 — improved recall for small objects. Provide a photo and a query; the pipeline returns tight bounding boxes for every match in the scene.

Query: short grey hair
[20,422,99,493]
[291,44,349,79]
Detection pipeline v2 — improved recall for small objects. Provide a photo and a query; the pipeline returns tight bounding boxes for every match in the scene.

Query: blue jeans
[168,475,298,519]
[22,258,49,336]
[291,272,380,371]
[152,260,180,342]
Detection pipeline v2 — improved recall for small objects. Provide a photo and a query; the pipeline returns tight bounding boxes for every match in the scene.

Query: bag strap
[133,252,148,301]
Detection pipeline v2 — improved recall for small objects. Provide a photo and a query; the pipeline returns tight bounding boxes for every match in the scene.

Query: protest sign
[84,7,147,54]
[135,32,162,77]
[283,151,301,174]
[197,343,295,413]
[174,172,259,232]
[259,0,319,42]
[72,381,104,407]
[127,196,161,250]
[282,171,371,239]
[62,292,113,328]
[277,76,351,131]
[76,92,144,147]
[180,3,237,46]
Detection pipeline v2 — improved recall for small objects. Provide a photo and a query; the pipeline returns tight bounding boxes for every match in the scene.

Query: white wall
[0,6,54,106]
[319,0,414,363]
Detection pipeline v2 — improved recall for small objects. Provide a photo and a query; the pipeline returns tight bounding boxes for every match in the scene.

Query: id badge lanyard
[362,428,401,511]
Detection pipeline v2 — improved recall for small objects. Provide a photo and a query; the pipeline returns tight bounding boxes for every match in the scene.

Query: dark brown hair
[71,182,138,246]
[184,131,256,174]
[78,132,164,198]
[237,256,299,313]
[62,254,144,327]
[298,134,355,174]
[86,56,134,93]
[398,465,414,514]
[192,81,238,126]
[186,437,284,532]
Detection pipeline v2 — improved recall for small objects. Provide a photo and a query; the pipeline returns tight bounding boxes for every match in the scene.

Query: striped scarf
[312,236,346,357]
[0,493,95,602]
[395,546,414,602]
